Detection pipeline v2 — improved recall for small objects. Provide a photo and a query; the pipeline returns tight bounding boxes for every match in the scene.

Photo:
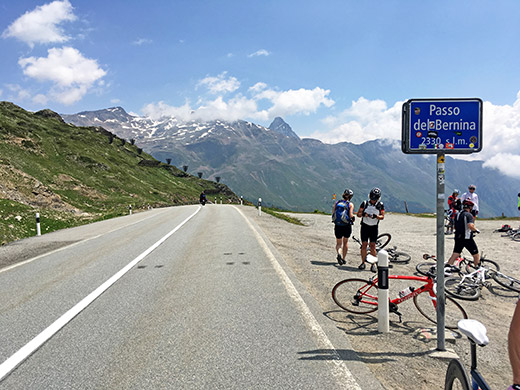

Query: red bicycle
[332,273,468,329]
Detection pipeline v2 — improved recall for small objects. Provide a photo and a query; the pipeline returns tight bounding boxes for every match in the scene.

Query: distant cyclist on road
[331,189,355,265]
[446,198,480,269]
[199,191,207,206]
[356,188,385,270]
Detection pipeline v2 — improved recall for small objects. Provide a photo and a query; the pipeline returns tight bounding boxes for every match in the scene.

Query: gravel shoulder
[242,206,518,390]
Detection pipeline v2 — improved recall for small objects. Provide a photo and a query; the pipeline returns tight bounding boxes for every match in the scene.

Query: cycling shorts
[334,224,352,239]
[360,223,378,243]
[453,238,479,255]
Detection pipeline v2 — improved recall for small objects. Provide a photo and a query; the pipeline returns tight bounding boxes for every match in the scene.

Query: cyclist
[446,189,460,234]
[199,191,207,206]
[332,189,355,265]
[461,184,479,220]
[356,187,385,270]
[446,198,480,269]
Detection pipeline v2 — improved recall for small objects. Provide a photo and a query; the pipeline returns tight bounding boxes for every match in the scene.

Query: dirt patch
[244,207,518,389]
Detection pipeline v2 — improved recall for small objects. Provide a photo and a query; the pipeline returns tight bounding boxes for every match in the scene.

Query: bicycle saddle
[457,319,489,346]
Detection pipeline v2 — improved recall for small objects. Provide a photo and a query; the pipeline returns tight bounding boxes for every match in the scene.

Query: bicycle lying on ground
[445,258,520,300]
[332,270,468,329]
[351,234,411,270]
[444,319,490,390]
[416,254,469,277]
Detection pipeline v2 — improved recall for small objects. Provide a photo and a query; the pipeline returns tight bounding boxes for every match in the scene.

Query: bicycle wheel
[493,272,520,293]
[444,359,470,390]
[332,278,378,314]
[513,232,520,242]
[389,251,411,264]
[465,258,500,273]
[445,276,481,301]
[416,262,437,276]
[413,291,468,329]
[376,233,391,250]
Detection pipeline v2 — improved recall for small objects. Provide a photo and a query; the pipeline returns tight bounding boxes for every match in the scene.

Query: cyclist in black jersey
[356,188,385,270]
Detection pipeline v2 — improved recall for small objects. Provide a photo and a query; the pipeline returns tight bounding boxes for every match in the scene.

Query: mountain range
[61,107,520,218]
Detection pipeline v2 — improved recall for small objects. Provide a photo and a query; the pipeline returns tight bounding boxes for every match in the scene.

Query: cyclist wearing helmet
[446,189,460,234]
[447,198,480,268]
[332,189,355,265]
[461,184,479,219]
[356,187,385,270]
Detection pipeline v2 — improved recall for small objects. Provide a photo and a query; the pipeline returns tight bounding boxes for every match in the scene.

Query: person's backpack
[332,201,352,225]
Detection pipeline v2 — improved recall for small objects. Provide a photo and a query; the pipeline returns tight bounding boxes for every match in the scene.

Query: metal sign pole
[436,153,446,350]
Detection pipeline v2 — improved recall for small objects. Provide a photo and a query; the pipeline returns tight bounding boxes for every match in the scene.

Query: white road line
[0,208,172,275]
[234,206,362,390]
[0,206,201,382]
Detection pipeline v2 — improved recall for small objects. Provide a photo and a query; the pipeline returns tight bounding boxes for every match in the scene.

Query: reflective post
[258,198,262,216]
[36,213,41,236]
[376,250,390,333]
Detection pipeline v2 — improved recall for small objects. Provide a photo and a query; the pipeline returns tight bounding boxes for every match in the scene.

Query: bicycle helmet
[343,188,353,200]
[462,199,474,209]
[369,187,381,201]
[453,189,459,195]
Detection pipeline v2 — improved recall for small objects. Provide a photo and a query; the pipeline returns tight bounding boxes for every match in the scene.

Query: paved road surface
[0,205,383,389]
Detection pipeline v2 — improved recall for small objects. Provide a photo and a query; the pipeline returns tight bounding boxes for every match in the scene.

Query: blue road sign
[402,98,482,154]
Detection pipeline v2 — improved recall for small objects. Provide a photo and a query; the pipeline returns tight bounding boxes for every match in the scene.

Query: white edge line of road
[0,207,173,275]
[0,206,201,382]
[234,206,362,390]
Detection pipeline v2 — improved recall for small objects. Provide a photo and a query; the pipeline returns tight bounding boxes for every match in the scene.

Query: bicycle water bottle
[398,286,415,298]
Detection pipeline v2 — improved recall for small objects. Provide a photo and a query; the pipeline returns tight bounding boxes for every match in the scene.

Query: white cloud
[197,72,240,94]
[248,49,271,57]
[483,153,520,178]
[142,75,334,123]
[310,97,402,144]
[132,38,152,46]
[255,87,335,118]
[110,98,121,104]
[33,94,48,105]
[18,46,106,105]
[2,0,76,47]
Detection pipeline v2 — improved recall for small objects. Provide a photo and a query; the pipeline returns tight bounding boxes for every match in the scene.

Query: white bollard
[377,249,390,333]
[220,197,222,205]
[240,196,243,206]
[36,213,41,236]
[258,198,262,216]
[129,205,132,215]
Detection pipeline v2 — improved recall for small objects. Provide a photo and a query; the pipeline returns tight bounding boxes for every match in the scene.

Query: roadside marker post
[129,205,132,215]
[376,250,389,333]
[258,198,262,216]
[402,98,482,351]
[36,213,41,236]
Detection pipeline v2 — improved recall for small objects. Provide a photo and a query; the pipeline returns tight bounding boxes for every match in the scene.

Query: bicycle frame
[458,267,489,287]
[356,274,436,308]
[468,339,490,390]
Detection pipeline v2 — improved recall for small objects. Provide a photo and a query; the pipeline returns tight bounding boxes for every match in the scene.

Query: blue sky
[2,0,520,177]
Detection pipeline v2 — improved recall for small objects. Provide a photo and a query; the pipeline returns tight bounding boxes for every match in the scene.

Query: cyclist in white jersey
[356,188,385,270]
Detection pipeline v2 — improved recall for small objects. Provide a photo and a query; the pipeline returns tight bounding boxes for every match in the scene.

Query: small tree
[130,139,135,145]
[183,165,188,172]
[108,135,113,144]
[137,148,143,155]
[197,172,203,178]
[166,158,172,165]
[121,139,126,146]
[215,176,221,183]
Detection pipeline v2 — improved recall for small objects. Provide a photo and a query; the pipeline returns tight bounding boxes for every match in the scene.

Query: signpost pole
[436,153,446,351]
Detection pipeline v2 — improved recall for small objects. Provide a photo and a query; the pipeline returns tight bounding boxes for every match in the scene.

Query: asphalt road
[0,205,383,389]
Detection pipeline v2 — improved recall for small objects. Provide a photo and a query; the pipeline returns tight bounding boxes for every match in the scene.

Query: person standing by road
[446,199,480,269]
[356,188,385,270]
[517,192,520,212]
[447,189,460,234]
[332,189,355,265]
[461,184,479,219]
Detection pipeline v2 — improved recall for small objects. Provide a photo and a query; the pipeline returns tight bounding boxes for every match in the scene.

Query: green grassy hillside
[0,102,237,245]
